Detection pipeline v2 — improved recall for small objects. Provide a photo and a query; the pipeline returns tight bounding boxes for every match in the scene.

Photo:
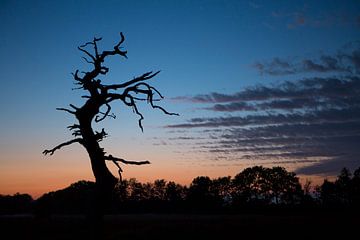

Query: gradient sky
[1,0,360,198]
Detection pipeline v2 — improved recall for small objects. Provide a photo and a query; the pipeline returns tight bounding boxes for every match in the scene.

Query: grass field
[0,213,358,240]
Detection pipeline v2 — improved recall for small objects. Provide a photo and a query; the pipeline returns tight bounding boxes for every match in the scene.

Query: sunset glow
[1,0,359,198]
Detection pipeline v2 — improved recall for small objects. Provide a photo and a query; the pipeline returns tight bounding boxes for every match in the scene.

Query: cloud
[204,102,257,112]
[253,58,296,75]
[167,75,360,176]
[172,76,360,113]
[295,152,360,175]
[167,107,360,128]
[252,46,359,76]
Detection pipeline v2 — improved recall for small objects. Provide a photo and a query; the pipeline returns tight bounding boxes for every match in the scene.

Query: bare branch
[105,154,150,165]
[69,104,79,110]
[43,138,83,156]
[82,56,94,64]
[133,104,144,131]
[114,32,125,49]
[104,80,178,131]
[67,124,80,130]
[151,104,179,116]
[95,103,112,122]
[78,46,96,62]
[80,41,94,48]
[132,96,161,101]
[72,86,83,90]
[94,128,108,142]
[56,107,76,115]
[100,32,128,60]
[123,95,145,131]
[110,158,123,182]
[147,89,179,116]
[124,82,179,117]
[93,37,102,58]
[72,130,82,137]
[71,70,83,82]
[105,71,160,90]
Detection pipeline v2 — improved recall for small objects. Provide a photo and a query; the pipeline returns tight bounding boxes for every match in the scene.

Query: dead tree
[43,33,177,199]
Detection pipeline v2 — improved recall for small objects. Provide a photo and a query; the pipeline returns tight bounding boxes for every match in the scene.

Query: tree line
[1,166,360,214]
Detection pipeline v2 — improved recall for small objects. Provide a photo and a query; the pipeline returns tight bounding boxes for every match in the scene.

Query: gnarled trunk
[77,102,118,196]
[77,108,117,238]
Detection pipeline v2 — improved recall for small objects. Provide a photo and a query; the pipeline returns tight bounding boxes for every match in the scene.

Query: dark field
[0,213,358,240]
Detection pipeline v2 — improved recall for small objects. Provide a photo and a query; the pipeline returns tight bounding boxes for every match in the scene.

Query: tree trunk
[78,106,118,239]
[77,102,118,215]
[80,122,117,190]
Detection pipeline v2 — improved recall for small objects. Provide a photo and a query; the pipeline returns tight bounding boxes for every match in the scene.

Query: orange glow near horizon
[0,130,333,199]
[0,145,330,199]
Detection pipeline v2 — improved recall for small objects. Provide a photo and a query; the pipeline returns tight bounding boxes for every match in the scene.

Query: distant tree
[302,179,316,206]
[126,178,146,202]
[113,179,130,202]
[232,166,302,205]
[165,181,187,202]
[350,167,360,204]
[317,179,338,206]
[317,167,360,207]
[0,193,33,214]
[36,180,95,214]
[42,33,177,211]
[232,166,267,205]
[147,179,165,201]
[188,176,218,209]
[211,176,232,205]
[303,179,312,196]
[335,168,352,204]
[351,167,360,205]
[267,167,303,204]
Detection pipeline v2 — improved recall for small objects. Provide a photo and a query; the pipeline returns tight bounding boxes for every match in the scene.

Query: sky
[0,0,360,198]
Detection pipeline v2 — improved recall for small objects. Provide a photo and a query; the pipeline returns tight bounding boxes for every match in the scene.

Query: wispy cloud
[252,46,359,76]
[172,76,360,112]
[167,75,360,176]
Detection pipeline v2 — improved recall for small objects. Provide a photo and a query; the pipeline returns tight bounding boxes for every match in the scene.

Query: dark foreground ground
[0,213,359,240]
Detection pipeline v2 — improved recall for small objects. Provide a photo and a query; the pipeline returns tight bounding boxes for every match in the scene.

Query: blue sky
[1,0,360,196]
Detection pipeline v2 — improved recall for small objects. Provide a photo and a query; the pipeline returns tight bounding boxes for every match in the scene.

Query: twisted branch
[95,103,112,122]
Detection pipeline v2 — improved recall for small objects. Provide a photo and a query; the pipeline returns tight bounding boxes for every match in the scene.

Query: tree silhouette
[232,166,266,205]
[43,33,177,206]
[232,166,302,206]
[335,168,352,204]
